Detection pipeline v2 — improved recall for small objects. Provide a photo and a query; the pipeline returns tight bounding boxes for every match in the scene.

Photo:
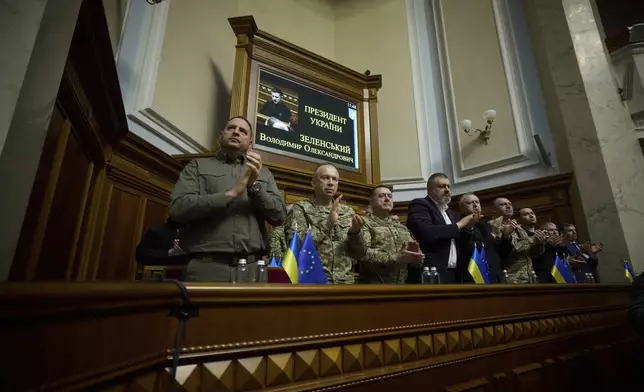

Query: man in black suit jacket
[531,222,565,283]
[406,173,480,283]
[456,194,505,283]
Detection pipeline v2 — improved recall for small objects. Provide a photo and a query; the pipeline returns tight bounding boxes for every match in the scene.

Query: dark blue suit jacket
[406,196,460,282]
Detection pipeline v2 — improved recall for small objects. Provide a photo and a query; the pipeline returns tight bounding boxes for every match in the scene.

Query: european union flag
[624,260,636,283]
[297,229,328,284]
[269,256,279,267]
[480,245,492,284]
[467,246,490,284]
[551,255,575,283]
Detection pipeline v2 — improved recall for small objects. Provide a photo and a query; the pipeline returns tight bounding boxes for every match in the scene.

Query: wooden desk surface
[0,283,638,391]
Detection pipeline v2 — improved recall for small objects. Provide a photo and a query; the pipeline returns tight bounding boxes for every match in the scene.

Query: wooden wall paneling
[95,184,145,281]
[491,372,511,392]
[444,378,492,392]
[10,106,68,280]
[34,123,95,280]
[510,362,544,392]
[85,178,113,280]
[10,0,131,282]
[367,87,381,184]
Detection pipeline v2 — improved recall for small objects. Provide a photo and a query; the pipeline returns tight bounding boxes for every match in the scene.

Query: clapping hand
[398,241,424,263]
[546,234,563,246]
[245,149,263,184]
[457,213,482,229]
[327,195,343,227]
[583,241,604,255]
[534,230,548,244]
[168,239,184,257]
[349,214,364,234]
[501,219,519,237]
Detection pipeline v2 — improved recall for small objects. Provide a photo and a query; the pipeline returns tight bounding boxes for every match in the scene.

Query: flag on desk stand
[269,256,279,267]
[551,255,575,283]
[467,245,490,284]
[276,257,283,267]
[297,228,328,284]
[480,244,492,284]
[282,231,299,283]
[624,260,636,283]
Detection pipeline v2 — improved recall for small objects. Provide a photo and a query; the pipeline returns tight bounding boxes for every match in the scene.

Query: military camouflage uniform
[348,214,415,284]
[268,225,287,260]
[284,199,356,284]
[488,219,542,283]
[504,226,540,283]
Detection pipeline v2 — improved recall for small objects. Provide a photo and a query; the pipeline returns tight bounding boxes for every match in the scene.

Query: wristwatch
[247,181,261,195]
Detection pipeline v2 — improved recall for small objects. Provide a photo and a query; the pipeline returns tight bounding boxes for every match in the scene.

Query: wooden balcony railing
[0,282,639,391]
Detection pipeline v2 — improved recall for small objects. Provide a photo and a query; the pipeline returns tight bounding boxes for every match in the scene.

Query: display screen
[254,69,359,170]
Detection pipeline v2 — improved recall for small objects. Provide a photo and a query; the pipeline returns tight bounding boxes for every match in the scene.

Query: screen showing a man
[253,69,359,170]
[260,88,292,131]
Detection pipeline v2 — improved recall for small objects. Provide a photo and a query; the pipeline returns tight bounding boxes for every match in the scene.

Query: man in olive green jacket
[170,116,286,282]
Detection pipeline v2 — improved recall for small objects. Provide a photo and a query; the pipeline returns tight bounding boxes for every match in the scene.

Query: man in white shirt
[406,173,480,283]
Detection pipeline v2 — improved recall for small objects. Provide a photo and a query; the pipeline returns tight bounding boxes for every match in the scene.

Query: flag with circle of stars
[297,229,329,284]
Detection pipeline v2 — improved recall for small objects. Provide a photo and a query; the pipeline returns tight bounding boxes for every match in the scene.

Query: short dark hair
[272,87,283,95]
[371,184,393,197]
[427,173,448,187]
[562,223,575,230]
[226,116,253,134]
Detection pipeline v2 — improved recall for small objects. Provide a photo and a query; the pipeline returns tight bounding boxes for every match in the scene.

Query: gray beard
[440,195,452,205]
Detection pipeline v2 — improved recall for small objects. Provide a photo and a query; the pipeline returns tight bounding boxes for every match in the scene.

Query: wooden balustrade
[0,283,639,391]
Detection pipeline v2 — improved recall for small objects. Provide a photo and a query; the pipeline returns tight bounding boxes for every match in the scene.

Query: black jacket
[406,197,460,283]
[456,222,506,283]
[135,224,189,266]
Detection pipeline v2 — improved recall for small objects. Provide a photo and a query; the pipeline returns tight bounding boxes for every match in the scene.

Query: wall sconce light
[460,109,496,145]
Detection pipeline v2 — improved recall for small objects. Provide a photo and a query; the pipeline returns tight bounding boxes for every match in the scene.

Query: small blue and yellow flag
[297,229,328,284]
[282,232,299,283]
[624,260,635,283]
[467,246,489,284]
[551,255,575,283]
[480,245,491,284]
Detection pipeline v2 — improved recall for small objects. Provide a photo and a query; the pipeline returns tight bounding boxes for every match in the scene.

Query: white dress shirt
[435,201,457,269]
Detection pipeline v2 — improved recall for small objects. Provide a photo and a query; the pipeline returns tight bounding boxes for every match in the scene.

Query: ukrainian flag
[551,255,575,283]
[467,246,489,284]
[269,256,279,267]
[282,232,299,283]
[624,260,635,283]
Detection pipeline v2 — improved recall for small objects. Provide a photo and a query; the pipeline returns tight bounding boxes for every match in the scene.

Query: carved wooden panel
[511,363,544,392]
[445,378,492,392]
[9,0,182,282]
[0,282,639,392]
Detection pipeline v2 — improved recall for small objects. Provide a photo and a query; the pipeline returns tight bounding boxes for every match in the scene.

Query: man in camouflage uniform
[284,164,358,284]
[268,204,293,260]
[488,198,544,283]
[347,186,424,284]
